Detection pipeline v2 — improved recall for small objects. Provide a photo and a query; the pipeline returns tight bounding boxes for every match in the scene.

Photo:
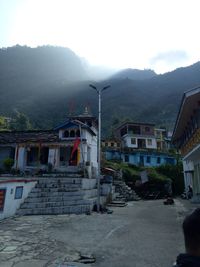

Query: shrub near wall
[3,158,14,172]
[156,163,184,195]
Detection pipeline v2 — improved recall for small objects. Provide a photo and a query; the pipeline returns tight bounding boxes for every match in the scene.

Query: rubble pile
[113,180,141,201]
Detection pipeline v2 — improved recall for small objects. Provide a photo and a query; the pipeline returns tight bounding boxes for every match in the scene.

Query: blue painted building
[105,150,176,167]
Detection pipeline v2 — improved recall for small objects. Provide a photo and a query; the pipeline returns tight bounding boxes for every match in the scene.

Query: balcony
[181,128,200,157]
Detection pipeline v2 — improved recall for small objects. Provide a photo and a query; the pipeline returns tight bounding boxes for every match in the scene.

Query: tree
[10,111,32,131]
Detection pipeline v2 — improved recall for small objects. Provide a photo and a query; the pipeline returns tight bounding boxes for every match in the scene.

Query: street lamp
[89,84,111,212]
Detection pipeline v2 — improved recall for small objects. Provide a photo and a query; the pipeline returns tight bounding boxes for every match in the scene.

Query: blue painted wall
[105,150,176,167]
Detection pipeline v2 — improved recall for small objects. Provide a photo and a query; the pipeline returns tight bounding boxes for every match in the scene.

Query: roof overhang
[172,86,200,143]
[183,143,200,162]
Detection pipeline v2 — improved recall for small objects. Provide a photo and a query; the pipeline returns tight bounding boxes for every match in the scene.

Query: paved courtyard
[0,199,196,267]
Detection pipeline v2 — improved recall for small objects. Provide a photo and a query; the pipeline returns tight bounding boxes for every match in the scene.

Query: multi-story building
[104,121,176,167]
[172,86,200,201]
[116,122,157,150]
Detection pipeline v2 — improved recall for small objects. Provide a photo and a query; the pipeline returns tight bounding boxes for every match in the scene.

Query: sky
[1,0,200,74]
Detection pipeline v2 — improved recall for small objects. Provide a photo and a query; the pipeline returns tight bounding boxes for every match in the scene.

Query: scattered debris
[163,197,174,205]
[76,253,96,264]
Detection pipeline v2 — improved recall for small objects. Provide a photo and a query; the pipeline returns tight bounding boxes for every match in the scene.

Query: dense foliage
[103,160,184,195]
[155,163,184,195]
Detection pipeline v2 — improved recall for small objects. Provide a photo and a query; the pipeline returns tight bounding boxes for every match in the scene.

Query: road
[0,199,191,267]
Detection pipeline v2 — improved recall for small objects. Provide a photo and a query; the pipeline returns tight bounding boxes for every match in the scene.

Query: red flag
[70,138,80,159]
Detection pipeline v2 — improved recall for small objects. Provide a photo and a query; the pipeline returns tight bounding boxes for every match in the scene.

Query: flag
[70,138,81,160]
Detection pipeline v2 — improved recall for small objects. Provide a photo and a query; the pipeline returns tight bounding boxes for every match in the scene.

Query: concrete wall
[106,150,176,167]
[82,178,96,190]
[0,180,37,220]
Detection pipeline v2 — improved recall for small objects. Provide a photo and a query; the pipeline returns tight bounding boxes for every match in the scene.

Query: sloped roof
[172,86,200,142]
[54,119,96,136]
[0,130,59,144]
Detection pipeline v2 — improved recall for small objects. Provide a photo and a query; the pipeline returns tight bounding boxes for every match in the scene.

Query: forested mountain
[0,45,200,135]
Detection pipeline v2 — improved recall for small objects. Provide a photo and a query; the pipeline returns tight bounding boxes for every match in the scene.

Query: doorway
[138,139,146,149]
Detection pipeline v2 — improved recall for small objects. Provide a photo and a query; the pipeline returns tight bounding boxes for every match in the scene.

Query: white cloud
[1,0,200,73]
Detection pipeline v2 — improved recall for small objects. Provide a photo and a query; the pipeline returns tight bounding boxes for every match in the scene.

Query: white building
[116,122,157,150]
[172,86,200,201]
[0,112,98,178]
[0,179,36,220]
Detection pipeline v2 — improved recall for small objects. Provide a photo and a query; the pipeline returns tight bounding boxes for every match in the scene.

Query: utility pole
[89,84,111,212]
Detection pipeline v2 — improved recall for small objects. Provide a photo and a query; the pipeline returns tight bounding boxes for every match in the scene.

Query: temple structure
[0,109,98,178]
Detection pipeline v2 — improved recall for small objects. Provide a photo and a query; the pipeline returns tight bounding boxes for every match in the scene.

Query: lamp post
[89,84,111,212]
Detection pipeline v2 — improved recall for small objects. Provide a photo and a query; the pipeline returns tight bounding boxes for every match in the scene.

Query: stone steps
[35,184,81,190]
[24,195,84,203]
[28,191,84,198]
[31,187,82,193]
[17,204,91,216]
[17,176,95,216]
[20,199,93,209]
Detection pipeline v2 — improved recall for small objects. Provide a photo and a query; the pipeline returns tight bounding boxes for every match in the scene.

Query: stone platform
[16,175,97,216]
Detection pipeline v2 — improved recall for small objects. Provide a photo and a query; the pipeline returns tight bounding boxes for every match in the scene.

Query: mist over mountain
[0,45,200,135]
[111,68,157,80]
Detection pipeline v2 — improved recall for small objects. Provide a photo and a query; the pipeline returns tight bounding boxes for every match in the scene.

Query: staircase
[113,180,141,201]
[17,175,96,216]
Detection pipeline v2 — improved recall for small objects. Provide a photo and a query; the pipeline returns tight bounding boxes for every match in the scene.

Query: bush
[3,158,14,172]
[155,163,184,195]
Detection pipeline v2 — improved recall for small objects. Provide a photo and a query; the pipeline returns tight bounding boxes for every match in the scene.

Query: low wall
[0,179,37,220]
[82,178,97,190]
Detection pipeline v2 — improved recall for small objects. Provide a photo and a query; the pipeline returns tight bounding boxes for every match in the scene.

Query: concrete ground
[0,199,197,267]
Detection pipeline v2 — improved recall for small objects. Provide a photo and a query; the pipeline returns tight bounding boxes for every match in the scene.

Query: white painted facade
[183,145,200,199]
[183,160,194,191]
[122,135,157,149]
[11,119,98,178]
[0,180,36,220]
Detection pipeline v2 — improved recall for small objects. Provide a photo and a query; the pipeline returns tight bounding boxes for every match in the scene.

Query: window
[131,138,136,145]
[111,142,114,147]
[146,156,151,163]
[64,130,69,138]
[157,157,161,164]
[15,186,23,199]
[145,127,150,132]
[128,125,140,134]
[117,143,120,147]
[105,142,108,147]
[70,130,75,137]
[125,155,129,162]
[147,139,152,146]
[76,129,80,137]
